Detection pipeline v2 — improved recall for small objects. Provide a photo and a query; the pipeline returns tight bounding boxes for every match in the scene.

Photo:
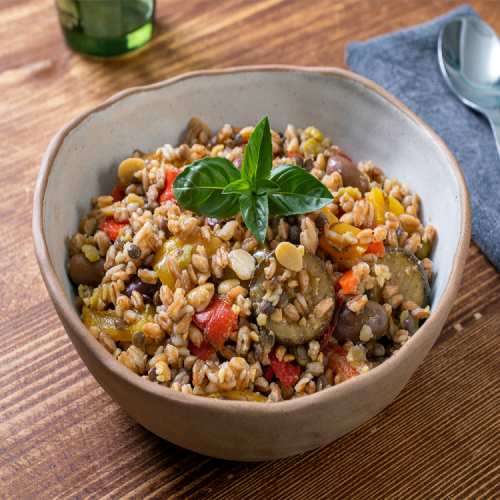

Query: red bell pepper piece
[263,364,274,383]
[193,295,238,349]
[318,294,344,350]
[269,347,303,388]
[188,340,218,362]
[158,168,183,204]
[338,270,357,295]
[365,241,385,258]
[110,185,125,202]
[322,343,359,383]
[99,216,130,242]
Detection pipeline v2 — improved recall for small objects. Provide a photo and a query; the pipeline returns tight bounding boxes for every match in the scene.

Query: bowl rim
[32,65,471,414]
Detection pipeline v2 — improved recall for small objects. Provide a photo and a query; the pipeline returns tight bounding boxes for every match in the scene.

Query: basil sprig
[173,116,334,243]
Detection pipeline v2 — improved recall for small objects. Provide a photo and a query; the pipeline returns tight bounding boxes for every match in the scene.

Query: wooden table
[2,1,500,498]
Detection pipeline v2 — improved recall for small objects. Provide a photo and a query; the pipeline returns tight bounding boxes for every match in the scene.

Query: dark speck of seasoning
[315,212,329,231]
[292,155,303,167]
[128,244,141,260]
[159,217,169,233]
[114,317,127,331]
[303,158,314,173]
[288,225,300,244]
[132,330,146,349]
[148,366,157,382]
[259,299,276,315]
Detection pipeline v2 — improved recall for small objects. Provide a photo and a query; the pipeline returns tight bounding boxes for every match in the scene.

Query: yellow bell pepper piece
[318,234,367,265]
[82,304,155,342]
[207,391,268,402]
[338,187,362,200]
[366,188,405,223]
[153,234,223,289]
[318,207,368,264]
[388,195,405,217]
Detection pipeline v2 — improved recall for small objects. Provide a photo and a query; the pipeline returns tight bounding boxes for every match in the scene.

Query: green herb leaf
[255,179,280,195]
[223,179,252,197]
[239,193,269,244]
[268,164,334,215]
[241,116,273,186]
[173,157,242,219]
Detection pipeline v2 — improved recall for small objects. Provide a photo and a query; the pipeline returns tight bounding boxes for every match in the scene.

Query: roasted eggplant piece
[333,300,389,343]
[249,248,335,346]
[370,247,431,308]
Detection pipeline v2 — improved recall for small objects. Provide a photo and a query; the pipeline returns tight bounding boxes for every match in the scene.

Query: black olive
[123,276,160,299]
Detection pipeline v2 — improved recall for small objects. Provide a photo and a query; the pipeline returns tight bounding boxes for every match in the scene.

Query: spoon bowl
[438,16,500,156]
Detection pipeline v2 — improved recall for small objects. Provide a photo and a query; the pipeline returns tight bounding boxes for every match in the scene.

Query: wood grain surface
[2,1,500,498]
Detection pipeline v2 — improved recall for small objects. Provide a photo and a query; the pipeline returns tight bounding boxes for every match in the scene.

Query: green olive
[416,240,432,260]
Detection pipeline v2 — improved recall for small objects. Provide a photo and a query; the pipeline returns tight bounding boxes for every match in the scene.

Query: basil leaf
[223,179,252,197]
[241,116,273,186]
[239,193,269,244]
[255,178,280,195]
[173,157,242,218]
[268,164,334,215]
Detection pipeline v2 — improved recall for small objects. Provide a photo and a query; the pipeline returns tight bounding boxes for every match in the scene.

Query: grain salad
[68,117,436,403]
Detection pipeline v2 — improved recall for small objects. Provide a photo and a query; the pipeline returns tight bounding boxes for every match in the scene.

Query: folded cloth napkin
[346,4,500,271]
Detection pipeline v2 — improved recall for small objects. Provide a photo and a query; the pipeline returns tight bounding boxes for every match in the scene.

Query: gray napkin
[346,4,500,271]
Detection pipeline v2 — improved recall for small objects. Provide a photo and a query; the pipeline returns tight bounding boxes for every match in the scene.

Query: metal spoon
[438,16,500,157]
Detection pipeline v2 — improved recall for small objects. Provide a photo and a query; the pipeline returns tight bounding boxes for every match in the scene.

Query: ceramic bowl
[33,66,471,461]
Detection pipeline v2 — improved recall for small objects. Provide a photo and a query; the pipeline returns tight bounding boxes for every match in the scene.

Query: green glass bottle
[55,0,155,58]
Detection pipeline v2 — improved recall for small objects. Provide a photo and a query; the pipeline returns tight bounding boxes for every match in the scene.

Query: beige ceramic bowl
[33,66,470,461]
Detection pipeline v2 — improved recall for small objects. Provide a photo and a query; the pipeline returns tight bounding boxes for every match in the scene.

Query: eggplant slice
[249,249,335,346]
[370,247,431,308]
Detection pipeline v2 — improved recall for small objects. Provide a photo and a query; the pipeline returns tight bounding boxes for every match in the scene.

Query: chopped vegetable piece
[158,168,183,204]
[193,295,238,349]
[264,364,274,382]
[365,241,385,258]
[111,185,125,202]
[81,244,100,262]
[322,343,359,383]
[338,270,357,295]
[82,304,155,342]
[99,216,130,242]
[250,249,335,346]
[188,339,218,362]
[366,188,405,224]
[269,347,303,387]
[154,234,223,289]
[207,391,268,402]
[370,247,431,307]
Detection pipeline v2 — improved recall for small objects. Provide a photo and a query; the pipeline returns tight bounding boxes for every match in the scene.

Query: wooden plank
[1,1,499,498]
